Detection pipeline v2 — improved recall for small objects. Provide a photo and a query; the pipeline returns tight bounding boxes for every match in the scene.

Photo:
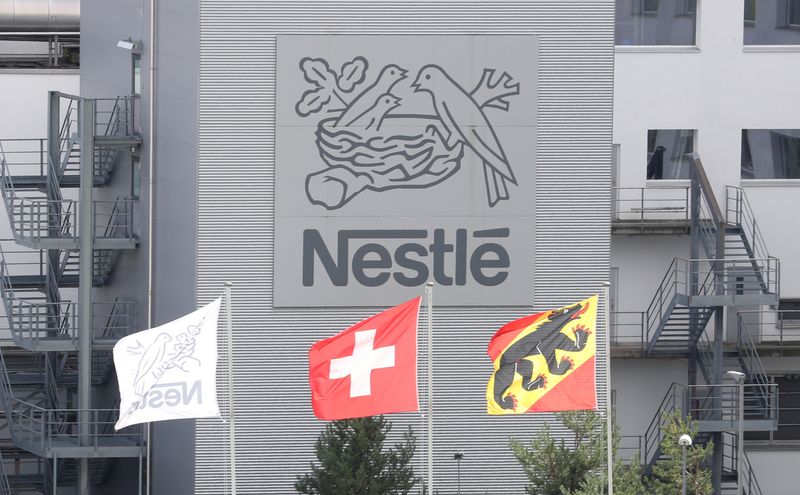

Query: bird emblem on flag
[486,295,598,414]
[295,56,520,209]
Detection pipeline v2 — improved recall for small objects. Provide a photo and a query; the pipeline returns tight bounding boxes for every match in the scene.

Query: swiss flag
[309,298,420,420]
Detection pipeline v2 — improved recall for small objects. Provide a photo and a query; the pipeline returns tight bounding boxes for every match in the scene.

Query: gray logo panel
[275,35,538,306]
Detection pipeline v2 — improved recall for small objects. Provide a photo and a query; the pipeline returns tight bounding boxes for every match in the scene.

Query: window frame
[632,0,660,16]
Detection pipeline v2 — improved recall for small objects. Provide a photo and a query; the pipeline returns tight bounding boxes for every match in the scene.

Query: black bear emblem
[491,301,592,411]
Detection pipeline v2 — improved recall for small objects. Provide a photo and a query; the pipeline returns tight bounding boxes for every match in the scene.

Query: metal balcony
[0,165,137,250]
[642,383,778,471]
[0,353,143,459]
[611,186,691,235]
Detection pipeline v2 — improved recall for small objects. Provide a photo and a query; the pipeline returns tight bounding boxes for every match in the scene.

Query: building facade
[0,0,798,494]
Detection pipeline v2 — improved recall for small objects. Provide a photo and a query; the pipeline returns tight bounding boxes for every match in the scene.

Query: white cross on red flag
[309,297,420,420]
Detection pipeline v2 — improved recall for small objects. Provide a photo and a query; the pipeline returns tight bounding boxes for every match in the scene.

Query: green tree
[295,415,418,495]
[647,411,713,495]
[564,421,646,495]
[510,410,647,495]
[510,411,606,495]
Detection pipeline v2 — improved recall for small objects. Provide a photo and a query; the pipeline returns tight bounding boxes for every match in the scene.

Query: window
[746,375,800,441]
[616,0,697,45]
[132,53,142,95]
[744,0,800,44]
[744,0,756,25]
[647,129,695,180]
[677,0,697,15]
[633,0,659,15]
[131,155,141,198]
[741,129,800,179]
[791,0,800,26]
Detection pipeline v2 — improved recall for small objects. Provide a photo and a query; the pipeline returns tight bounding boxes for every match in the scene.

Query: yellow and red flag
[486,295,597,415]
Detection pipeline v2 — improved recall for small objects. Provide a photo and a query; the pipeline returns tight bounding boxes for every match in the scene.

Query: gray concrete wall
[80,0,199,493]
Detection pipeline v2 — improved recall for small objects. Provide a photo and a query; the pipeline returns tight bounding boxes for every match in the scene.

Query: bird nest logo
[295,57,520,209]
[126,324,202,411]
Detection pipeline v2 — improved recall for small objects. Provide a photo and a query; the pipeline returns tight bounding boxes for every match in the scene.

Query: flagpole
[425,281,434,495]
[224,282,237,495]
[603,282,613,495]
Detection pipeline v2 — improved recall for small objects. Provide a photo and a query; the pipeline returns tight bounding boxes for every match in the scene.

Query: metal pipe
[146,2,157,494]
[78,98,95,495]
[603,282,613,495]
[0,0,79,32]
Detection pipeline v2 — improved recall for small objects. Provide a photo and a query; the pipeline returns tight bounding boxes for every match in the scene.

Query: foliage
[510,410,648,495]
[295,415,418,495]
[510,411,606,495]
[647,411,713,495]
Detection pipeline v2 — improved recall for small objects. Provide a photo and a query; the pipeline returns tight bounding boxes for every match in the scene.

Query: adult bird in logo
[132,333,172,397]
[336,64,407,127]
[412,65,517,207]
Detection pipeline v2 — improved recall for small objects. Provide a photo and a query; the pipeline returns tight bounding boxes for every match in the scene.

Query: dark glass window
[647,129,695,180]
[747,376,800,441]
[616,0,697,45]
[744,0,800,45]
[741,130,800,179]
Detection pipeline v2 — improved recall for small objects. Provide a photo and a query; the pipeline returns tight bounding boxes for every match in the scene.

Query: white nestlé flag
[114,298,222,430]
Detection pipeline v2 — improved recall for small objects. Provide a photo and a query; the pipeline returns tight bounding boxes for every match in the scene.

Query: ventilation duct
[0,0,79,32]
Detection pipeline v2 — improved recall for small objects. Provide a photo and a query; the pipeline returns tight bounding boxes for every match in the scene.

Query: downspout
[146,0,156,495]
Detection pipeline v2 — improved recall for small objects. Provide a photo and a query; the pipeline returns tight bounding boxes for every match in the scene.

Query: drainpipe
[146,1,157,495]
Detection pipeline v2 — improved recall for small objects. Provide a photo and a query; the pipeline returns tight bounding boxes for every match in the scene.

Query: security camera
[678,434,693,447]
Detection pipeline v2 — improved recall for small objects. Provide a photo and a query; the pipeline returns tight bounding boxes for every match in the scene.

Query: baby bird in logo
[347,93,401,131]
[336,64,407,127]
[412,65,517,207]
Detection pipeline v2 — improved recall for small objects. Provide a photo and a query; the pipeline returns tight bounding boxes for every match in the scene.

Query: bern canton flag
[309,298,420,420]
[486,295,598,415]
[114,298,222,430]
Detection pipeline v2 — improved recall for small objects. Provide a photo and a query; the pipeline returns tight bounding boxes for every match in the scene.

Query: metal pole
[139,447,143,495]
[425,281,434,495]
[603,282,613,495]
[681,445,687,495]
[225,282,237,495]
[78,98,96,495]
[457,456,460,495]
[738,381,744,495]
[53,454,57,495]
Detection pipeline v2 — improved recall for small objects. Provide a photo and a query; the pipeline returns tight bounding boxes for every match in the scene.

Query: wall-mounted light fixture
[116,39,142,54]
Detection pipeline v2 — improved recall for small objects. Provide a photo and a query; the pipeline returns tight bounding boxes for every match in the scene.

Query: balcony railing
[610,311,645,353]
[611,186,691,229]
[739,311,800,354]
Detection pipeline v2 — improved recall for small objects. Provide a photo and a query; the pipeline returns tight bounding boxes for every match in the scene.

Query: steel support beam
[78,98,95,495]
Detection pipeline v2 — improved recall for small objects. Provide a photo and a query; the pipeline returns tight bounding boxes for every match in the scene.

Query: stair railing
[726,186,771,262]
[644,258,683,352]
[642,383,687,468]
[690,154,726,261]
[737,315,772,410]
[0,449,12,495]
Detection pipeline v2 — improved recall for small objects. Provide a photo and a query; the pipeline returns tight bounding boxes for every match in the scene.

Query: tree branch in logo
[295,57,519,209]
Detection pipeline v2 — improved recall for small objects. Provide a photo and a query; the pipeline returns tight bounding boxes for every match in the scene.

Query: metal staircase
[0,91,142,493]
[626,154,779,493]
[641,383,775,494]
[643,157,779,357]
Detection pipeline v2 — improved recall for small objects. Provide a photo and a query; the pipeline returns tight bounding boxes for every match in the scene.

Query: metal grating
[198,1,614,493]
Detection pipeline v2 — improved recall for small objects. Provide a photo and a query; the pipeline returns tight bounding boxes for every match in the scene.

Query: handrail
[642,383,687,467]
[738,310,800,353]
[690,154,725,226]
[726,186,772,263]
[644,258,682,349]
[0,449,12,495]
[737,316,771,404]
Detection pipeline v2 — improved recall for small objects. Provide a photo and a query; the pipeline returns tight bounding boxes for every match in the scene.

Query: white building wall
[612,1,800,491]
[613,0,800,296]
[0,71,79,137]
